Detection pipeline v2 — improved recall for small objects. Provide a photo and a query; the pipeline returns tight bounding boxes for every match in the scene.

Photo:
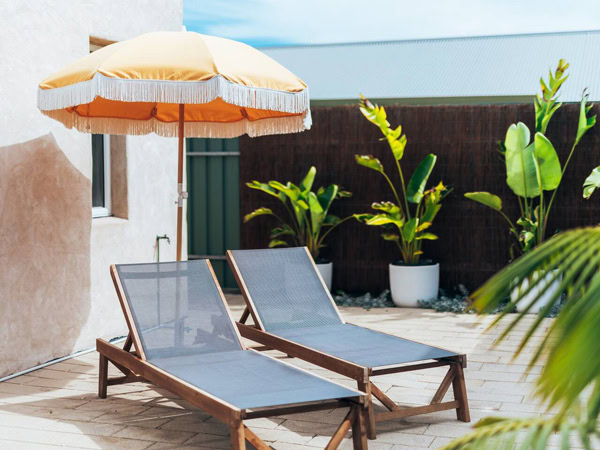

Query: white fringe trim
[38,73,309,114]
[40,108,312,138]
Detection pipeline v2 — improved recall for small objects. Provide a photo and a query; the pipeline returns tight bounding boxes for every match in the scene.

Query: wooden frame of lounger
[96,262,369,450]
[227,248,470,440]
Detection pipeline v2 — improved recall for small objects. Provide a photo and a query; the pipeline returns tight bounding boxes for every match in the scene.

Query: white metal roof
[261,30,600,102]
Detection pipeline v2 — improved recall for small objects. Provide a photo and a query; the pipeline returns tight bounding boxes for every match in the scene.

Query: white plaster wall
[82,133,183,349]
[0,1,184,376]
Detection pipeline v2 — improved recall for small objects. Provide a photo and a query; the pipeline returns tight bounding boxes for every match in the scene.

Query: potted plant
[244,166,352,290]
[354,97,450,307]
[464,60,596,313]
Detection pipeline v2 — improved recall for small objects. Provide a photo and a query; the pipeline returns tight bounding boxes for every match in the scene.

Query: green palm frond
[445,227,600,449]
[441,413,594,450]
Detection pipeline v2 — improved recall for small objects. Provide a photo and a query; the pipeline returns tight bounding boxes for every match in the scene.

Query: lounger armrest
[96,339,241,423]
[236,323,369,382]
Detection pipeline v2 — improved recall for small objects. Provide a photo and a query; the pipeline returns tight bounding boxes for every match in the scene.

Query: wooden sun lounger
[97,259,369,449]
[227,247,470,440]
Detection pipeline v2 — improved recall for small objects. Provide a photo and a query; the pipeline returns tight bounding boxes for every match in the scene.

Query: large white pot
[316,262,333,291]
[512,270,561,314]
[389,262,439,307]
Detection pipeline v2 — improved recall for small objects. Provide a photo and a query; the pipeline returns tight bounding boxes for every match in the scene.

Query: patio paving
[0,295,565,449]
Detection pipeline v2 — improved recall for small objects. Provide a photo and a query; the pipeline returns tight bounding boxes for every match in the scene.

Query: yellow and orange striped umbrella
[37,31,311,260]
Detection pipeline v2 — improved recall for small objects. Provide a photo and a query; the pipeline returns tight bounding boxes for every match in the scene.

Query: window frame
[92,134,112,218]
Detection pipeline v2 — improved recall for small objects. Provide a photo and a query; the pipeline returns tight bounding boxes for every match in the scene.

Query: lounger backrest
[115,260,242,360]
[229,247,343,332]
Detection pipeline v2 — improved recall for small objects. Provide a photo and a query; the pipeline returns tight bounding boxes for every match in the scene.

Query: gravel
[334,284,563,317]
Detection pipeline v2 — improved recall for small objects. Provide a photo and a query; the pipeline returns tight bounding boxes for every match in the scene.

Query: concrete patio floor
[0,295,564,449]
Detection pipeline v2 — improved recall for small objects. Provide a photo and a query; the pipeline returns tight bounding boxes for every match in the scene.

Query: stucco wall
[0,1,183,377]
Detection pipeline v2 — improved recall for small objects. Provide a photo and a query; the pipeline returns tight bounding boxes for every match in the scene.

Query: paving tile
[374,420,430,435]
[150,413,209,433]
[113,425,196,443]
[0,425,152,449]
[275,408,344,425]
[32,406,107,424]
[465,370,524,382]
[163,416,229,435]
[276,418,339,435]
[241,416,284,430]
[0,305,555,448]
[92,412,171,428]
[0,413,58,430]
[375,431,436,447]
[499,401,555,414]
[76,402,150,414]
[479,362,542,374]
[478,381,538,395]
[183,432,231,448]
[0,440,64,449]
[461,390,523,404]
[271,441,323,449]
[249,427,314,445]
[429,436,455,448]
[146,444,213,450]
[0,403,42,416]
[0,394,89,409]
[424,422,477,438]
[339,439,393,449]
[44,419,125,436]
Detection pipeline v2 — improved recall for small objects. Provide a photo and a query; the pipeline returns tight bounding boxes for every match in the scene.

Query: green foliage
[576,90,597,145]
[443,416,589,450]
[535,59,568,134]
[583,166,600,199]
[244,166,352,260]
[464,192,502,211]
[355,96,449,265]
[465,60,597,258]
[407,154,437,203]
[445,227,600,449]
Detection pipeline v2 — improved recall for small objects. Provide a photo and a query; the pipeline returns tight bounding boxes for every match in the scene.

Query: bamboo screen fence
[239,103,600,292]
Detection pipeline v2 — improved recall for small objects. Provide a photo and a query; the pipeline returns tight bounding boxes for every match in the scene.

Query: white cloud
[184,0,600,46]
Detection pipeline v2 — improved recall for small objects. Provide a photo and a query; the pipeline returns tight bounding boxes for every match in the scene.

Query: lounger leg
[230,421,245,450]
[357,379,376,439]
[239,307,250,324]
[98,353,108,399]
[123,334,133,352]
[452,364,470,422]
[352,404,368,449]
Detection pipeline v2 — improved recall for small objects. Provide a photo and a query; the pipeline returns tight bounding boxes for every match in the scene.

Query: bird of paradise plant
[465,60,597,258]
[354,96,450,265]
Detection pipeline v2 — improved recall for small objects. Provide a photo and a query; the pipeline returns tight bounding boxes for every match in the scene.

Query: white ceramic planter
[512,270,561,314]
[316,262,333,291]
[389,262,439,307]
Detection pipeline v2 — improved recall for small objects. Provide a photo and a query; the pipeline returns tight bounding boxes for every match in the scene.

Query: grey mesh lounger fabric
[114,260,361,410]
[228,247,458,368]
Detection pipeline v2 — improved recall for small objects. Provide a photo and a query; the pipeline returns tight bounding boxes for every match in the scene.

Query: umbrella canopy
[37,31,311,260]
[38,32,311,138]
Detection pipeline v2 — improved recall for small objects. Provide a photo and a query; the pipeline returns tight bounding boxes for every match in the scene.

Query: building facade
[0,1,184,377]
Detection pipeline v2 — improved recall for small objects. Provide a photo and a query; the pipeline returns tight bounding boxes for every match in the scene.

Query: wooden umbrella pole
[176,103,186,261]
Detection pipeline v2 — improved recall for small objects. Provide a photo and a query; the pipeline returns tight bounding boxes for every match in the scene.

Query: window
[92,134,111,218]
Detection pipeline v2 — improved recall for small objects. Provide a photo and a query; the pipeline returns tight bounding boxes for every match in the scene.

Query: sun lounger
[96,259,368,449]
[227,247,470,439]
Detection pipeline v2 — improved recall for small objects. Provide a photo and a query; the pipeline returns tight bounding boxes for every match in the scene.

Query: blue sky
[184,0,600,47]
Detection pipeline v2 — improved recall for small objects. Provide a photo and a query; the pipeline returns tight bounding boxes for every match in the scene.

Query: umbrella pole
[176,103,186,261]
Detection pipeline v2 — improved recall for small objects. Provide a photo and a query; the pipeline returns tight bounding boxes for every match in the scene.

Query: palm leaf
[445,228,600,449]
[469,227,600,417]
